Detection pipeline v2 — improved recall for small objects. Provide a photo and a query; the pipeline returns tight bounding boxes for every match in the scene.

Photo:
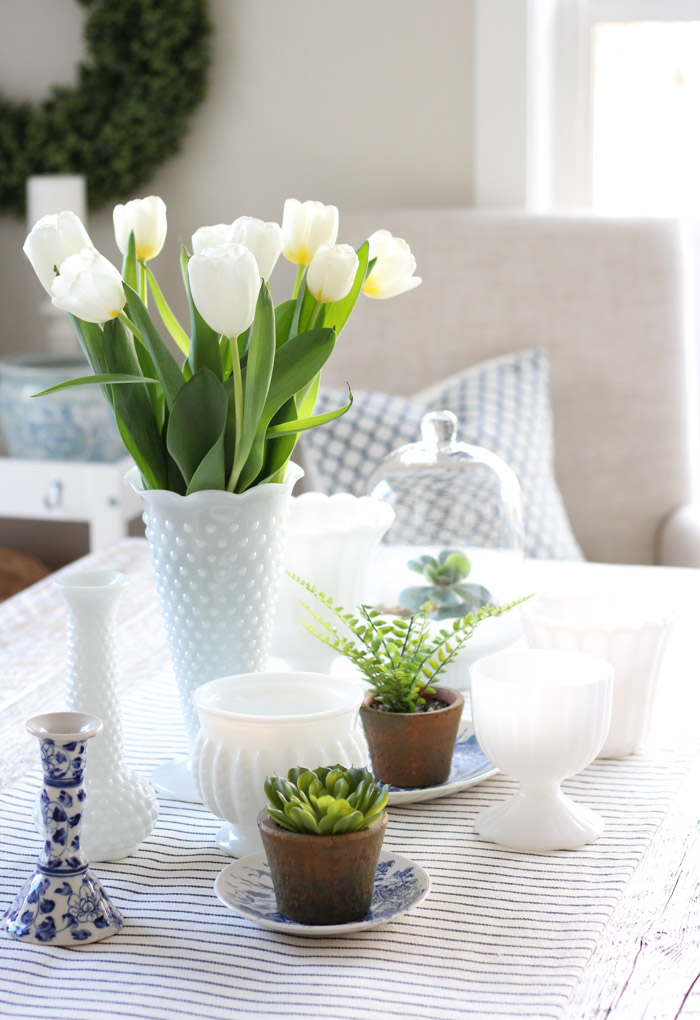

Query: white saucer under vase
[125,462,304,803]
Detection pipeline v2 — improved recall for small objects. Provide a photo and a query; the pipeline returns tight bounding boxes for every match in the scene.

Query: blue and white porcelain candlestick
[51,569,158,861]
[4,713,123,945]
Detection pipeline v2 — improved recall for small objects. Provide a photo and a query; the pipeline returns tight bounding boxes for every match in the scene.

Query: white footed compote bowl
[470,649,613,852]
[192,671,369,857]
[521,593,673,758]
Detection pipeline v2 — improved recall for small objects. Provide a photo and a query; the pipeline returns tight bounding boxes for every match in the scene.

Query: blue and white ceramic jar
[0,351,124,461]
[3,712,123,945]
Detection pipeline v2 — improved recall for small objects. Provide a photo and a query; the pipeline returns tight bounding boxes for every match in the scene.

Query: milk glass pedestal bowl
[192,672,369,857]
[470,649,613,852]
[521,593,673,758]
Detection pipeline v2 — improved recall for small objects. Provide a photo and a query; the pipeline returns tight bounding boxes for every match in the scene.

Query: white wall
[0,0,474,356]
[0,0,474,566]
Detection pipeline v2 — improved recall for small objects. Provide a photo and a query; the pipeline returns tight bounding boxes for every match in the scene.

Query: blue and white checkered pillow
[301,349,583,561]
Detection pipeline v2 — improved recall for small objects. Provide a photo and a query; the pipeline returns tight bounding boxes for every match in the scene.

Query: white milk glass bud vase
[125,462,304,801]
[270,492,395,672]
[50,569,158,862]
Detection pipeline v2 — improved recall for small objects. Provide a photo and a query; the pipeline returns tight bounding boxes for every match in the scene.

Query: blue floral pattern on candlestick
[215,850,430,936]
[3,717,123,945]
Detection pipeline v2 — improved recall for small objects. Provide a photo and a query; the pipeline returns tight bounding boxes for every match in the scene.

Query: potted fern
[291,574,528,788]
[258,764,389,925]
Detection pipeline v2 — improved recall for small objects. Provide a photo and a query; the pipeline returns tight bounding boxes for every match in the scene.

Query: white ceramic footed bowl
[521,592,673,757]
[192,672,369,853]
[471,648,614,784]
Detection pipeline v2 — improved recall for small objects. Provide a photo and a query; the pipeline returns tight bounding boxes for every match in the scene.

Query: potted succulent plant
[258,764,389,925]
[291,574,527,788]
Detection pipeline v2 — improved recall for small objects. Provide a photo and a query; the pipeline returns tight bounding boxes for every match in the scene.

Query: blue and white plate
[385,728,498,805]
[214,850,430,936]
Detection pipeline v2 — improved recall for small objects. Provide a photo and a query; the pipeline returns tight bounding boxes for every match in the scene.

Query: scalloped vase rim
[521,591,673,631]
[123,461,304,507]
[290,491,395,534]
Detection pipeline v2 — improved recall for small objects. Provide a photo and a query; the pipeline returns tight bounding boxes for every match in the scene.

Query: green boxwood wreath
[0,0,211,218]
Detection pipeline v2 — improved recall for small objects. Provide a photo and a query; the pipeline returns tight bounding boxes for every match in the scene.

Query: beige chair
[317,208,699,566]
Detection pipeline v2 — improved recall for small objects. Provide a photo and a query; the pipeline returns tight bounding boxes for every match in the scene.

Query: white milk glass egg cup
[192,671,369,857]
[470,649,613,852]
[521,593,673,758]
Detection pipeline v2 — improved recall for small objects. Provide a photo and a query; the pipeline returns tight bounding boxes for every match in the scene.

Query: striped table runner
[0,670,691,1020]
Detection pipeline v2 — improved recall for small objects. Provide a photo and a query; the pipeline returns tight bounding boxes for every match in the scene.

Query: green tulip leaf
[230,281,276,485]
[274,299,295,348]
[124,283,184,412]
[101,317,168,489]
[235,327,338,491]
[166,367,228,491]
[121,231,138,292]
[31,373,158,397]
[265,386,352,436]
[142,262,190,356]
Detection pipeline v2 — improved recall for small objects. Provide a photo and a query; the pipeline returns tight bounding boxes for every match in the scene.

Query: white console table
[0,454,143,551]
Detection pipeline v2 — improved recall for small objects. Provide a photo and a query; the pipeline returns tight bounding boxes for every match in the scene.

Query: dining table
[0,536,699,1020]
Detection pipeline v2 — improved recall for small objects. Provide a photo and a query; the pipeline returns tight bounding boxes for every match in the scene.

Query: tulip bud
[227,216,283,281]
[187,243,260,338]
[113,195,167,261]
[306,243,359,303]
[191,223,230,255]
[23,211,93,295]
[362,229,422,300]
[51,248,126,324]
[281,198,339,266]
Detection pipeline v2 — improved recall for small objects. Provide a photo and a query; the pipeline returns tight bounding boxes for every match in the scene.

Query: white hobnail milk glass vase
[125,462,304,802]
[270,492,395,671]
[51,569,158,862]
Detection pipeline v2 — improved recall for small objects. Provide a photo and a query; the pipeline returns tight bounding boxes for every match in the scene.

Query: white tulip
[23,211,93,295]
[362,229,422,299]
[191,223,230,255]
[187,243,260,338]
[51,248,126,324]
[113,195,167,261]
[306,243,359,303]
[227,216,283,280]
[281,198,339,266]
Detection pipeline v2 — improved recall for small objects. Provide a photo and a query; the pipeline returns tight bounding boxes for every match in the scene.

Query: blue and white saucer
[386,729,498,805]
[215,850,430,936]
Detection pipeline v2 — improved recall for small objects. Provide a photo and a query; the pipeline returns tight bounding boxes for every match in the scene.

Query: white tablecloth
[0,541,698,1019]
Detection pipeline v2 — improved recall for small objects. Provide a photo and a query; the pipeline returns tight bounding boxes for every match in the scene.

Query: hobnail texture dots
[50,570,159,862]
[126,463,304,750]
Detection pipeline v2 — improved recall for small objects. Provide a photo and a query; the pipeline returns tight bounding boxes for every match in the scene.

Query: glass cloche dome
[364,410,525,678]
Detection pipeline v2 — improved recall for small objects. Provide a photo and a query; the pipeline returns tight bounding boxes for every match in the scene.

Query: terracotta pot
[257,809,388,925]
[360,686,464,788]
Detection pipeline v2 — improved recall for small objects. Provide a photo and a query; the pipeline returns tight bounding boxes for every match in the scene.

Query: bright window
[592,21,700,214]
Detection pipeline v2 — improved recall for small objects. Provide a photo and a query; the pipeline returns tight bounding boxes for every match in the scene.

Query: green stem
[292,264,305,300]
[117,311,145,346]
[137,260,147,304]
[307,300,324,331]
[226,335,244,491]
